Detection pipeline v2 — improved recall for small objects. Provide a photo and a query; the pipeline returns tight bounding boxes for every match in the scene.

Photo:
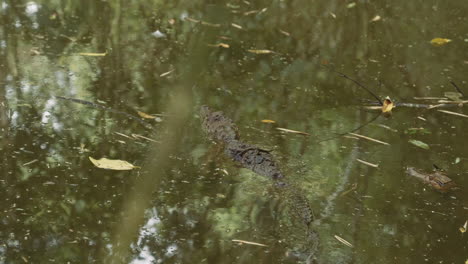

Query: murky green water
[1,0,468,263]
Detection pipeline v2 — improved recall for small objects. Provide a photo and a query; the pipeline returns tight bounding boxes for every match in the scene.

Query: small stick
[23,159,38,166]
[450,81,465,97]
[317,113,381,143]
[232,239,268,247]
[437,109,468,118]
[323,65,382,105]
[356,158,379,168]
[348,132,390,145]
[334,235,353,248]
[413,97,447,100]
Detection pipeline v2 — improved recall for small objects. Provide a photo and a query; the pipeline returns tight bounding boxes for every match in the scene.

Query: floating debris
[184,17,220,27]
[137,111,157,119]
[370,15,381,22]
[232,239,268,247]
[78,52,106,56]
[208,43,230,48]
[437,109,468,118]
[23,159,38,166]
[460,220,467,234]
[160,69,174,77]
[430,38,451,46]
[276,127,309,136]
[334,235,353,248]
[348,133,389,146]
[89,157,138,170]
[261,119,276,124]
[247,49,275,54]
[381,96,394,113]
[151,30,166,38]
[408,139,429,150]
[231,23,243,29]
[356,158,378,168]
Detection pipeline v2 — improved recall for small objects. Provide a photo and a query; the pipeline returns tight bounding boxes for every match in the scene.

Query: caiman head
[406,167,456,192]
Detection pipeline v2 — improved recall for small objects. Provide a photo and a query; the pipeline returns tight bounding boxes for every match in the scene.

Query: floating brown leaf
[89,157,138,170]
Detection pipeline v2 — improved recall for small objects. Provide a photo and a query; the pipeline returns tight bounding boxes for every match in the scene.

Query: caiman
[406,167,456,192]
[200,106,319,261]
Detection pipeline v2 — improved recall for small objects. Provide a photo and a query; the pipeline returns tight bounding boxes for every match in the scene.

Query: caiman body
[200,105,316,239]
[406,167,456,192]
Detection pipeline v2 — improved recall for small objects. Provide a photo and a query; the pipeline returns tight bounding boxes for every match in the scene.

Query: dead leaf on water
[430,38,451,46]
[78,52,107,56]
[261,119,276,124]
[247,49,274,54]
[276,127,309,136]
[89,157,138,170]
[381,96,394,113]
[460,220,467,234]
[334,235,353,248]
[408,139,429,150]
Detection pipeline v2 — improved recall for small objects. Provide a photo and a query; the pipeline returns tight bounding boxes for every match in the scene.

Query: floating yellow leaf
[276,127,309,136]
[381,96,394,113]
[247,49,274,54]
[460,220,467,234]
[261,119,276,124]
[89,157,138,170]
[78,52,107,56]
[430,38,451,46]
[137,111,156,119]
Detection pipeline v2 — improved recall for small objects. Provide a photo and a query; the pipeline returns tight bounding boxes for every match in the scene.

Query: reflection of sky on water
[25,2,39,15]
[130,209,163,264]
